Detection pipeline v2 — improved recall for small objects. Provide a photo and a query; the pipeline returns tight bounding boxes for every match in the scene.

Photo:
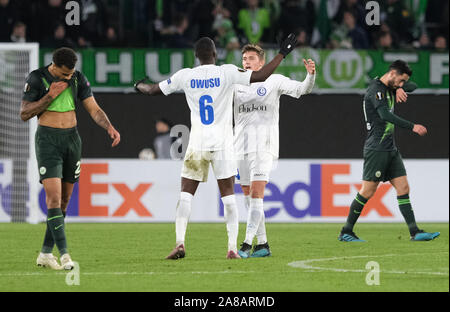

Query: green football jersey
[363,78,415,151]
[22,65,93,117]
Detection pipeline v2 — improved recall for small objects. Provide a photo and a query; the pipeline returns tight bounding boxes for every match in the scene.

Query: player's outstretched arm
[250,33,297,83]
[82,96,121,147]
[134,77,163,96]
[20,81,68,121]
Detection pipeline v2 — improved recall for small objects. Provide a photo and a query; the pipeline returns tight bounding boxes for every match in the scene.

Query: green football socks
[397,194,419,235]
[47,208,68,255]
[41,224,54,253]
[41,209,66,253]
[343,193,368,232]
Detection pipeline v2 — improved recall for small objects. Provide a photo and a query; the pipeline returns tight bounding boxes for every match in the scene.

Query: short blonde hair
[241,44,265,61]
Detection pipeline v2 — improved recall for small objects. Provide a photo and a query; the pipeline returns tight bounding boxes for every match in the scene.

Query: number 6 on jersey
[199,95,214,125]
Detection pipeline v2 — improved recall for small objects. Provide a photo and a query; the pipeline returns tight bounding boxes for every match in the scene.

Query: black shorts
[35,125,81,183]
[362,149,406,182]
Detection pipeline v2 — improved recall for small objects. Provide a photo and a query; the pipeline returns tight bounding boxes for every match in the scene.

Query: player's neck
[200,58,215,65]
[379,74,390,88]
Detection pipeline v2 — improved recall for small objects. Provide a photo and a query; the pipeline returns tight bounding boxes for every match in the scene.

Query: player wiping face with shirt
[134,35,298,260]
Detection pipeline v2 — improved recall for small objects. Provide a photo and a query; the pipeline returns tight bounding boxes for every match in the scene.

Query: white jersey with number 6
[159,64,253,151]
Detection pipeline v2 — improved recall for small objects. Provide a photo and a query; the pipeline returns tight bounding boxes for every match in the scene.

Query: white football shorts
[181,148,237,182]
[236,152,277,185]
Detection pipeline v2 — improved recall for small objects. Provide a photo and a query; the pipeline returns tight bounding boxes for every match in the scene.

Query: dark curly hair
[52,47,77,69]
[389,60,412,77]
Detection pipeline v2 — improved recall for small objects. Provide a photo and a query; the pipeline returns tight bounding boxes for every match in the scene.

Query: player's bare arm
[250,33,297,83]
[20,81,67,121]
[82,96,121,147]
[134,77,163,95]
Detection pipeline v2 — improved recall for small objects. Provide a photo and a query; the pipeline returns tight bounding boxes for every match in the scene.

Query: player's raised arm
[82,96,121,146]
[276,59,316,98]
[396,81,418,103]
[134,77,163,96]
[250,33,297,83]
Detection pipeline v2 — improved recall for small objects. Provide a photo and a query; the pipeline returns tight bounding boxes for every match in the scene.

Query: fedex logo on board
[38,163,153,217]
[220,164,394,218]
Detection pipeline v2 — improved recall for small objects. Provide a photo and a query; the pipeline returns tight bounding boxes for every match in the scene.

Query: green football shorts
[35,125,82,183]
[362,149,407,182]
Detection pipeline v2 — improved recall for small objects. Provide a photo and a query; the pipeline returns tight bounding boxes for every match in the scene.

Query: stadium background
[0,0,448,223]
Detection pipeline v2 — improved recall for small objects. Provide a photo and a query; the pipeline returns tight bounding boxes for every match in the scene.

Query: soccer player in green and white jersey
[338,60,440,242]
[21,47,121,269]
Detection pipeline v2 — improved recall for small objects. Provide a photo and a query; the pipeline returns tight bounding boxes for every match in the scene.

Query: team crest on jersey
[167,78,172,84]
[375,91,384,100]
[257,86,267,96]
[238,68,247,72]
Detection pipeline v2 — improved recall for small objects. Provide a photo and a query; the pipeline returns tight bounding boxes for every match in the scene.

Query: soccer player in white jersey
[134,36,298,259]
[234,44,316,258]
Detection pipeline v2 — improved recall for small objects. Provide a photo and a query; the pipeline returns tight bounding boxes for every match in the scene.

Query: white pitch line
[288,252,449,276]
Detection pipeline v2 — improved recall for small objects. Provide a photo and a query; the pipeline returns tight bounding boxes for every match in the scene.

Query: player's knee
[396,184,410,196]
[359,188,376,200]
[250,186,265,199]
[46,195,61,209]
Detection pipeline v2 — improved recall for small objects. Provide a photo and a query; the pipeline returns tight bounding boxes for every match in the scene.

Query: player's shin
[222,195,239,252]
[41,223,55,254]
[47,208,68,256]
[397,194,419,235]
[175,192,193,247]
[256,212,267,245]
[343,193,368,232]
[244,195,251,209]
[244,198,264,245]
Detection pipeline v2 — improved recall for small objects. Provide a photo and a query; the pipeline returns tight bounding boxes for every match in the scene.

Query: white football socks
[244,195,267,245]
[222,194,239,252]
[175,192,193,247]
[244,197,264,245]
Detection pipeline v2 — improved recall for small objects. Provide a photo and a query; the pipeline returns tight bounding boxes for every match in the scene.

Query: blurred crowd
[1,0,448,51]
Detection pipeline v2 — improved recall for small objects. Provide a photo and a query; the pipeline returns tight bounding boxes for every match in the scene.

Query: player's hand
[48,81,68,98]
[279,33,297,58]
[134,76,149,93]
[413,124,427,136]
[396,88,407,103]
[107,125,121,147]
[303,59,316,75]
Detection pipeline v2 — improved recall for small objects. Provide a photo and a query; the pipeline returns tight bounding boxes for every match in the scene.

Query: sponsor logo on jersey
[24,83,30,92]
[257,87,267,96]
[190,78,220,89]
[238,103,267,113]
[167,78,171,85]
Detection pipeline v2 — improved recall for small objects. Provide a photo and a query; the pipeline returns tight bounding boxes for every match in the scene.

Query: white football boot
[36,252,62,270]
[60,253,75,270]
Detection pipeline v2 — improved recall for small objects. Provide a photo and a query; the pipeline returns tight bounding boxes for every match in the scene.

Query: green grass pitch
[0,223,448,292]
